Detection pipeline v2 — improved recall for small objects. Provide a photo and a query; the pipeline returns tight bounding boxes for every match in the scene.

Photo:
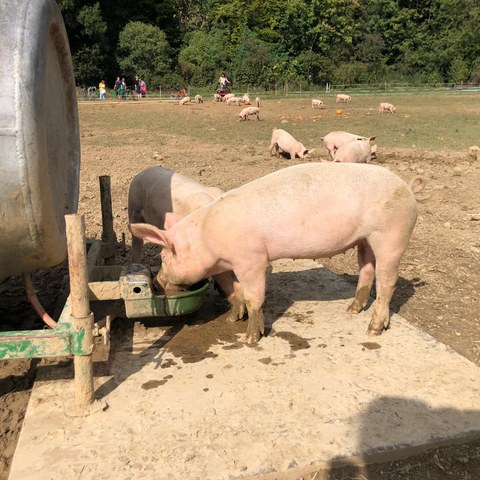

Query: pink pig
[269,128,314,159]
[128,166,245,319]
[379,102,396,113]
[336,94,352,103]
[130,163,426,344]
[128,166,223,263]
[334,139,378,163]
[322,131,372,159]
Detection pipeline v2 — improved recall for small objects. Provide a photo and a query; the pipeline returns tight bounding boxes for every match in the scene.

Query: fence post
[65,214,95,410]
[99,175,116,264]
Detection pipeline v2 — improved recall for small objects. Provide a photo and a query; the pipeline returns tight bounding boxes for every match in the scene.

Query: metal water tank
[0,0,80,283]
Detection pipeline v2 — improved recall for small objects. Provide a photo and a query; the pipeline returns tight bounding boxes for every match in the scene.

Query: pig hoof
[366,327,383,336]
[226,304,246,322]
[226,312,240,323]
[245,332,261,344]
[346,302,362,314]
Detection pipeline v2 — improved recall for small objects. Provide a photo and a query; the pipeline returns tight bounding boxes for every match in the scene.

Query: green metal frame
[0,176,210,363]
[0,241,105,360]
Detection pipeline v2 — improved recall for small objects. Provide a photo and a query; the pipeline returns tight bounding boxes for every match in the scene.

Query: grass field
[81,91,480,154]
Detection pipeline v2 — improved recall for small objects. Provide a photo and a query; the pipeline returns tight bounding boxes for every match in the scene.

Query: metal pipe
[65,213,95,409]
[23,273,58,328]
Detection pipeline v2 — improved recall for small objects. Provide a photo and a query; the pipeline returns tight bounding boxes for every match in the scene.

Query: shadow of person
[322,396,480,479]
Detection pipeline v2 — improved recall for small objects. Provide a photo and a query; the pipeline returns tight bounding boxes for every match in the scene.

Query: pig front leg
[235,264,268,344]
[245,308,265,344]
[213,271,246,322]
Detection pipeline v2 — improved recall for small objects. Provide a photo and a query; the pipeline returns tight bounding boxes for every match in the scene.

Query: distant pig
[226,96,243,106]
[334,139,378,163]
[255,97,261,107]
[179,96,190,105]
[238,106,260,121]
[336,94,352,103]
[379,102,396,113]
[322,131,372,159]
[311,99,325,109]
[130,163,426,344]
[213,93,222,102]
[269,128,314,159]
[195,94,204,104]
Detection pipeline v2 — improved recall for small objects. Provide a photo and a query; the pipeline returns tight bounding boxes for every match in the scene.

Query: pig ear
[369,136,376,142]
[164,212,182,230]
[129,223,174,250]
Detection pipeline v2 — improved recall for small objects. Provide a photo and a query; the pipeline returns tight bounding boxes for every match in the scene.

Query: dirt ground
[1,99,480,479]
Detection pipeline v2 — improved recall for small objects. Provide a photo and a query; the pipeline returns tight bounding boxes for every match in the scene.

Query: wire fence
[77,82,480,102]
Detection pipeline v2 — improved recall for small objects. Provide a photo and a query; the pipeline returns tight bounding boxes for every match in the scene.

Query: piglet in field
[379,102,396,113]
[130,163,426,344]
[179,96,190,105]
[269,128,313,159]
[238,106,260,121]
[334,139,378,163]
[311,99,325,109]
[322,131,372,159]
[336,94,352,103]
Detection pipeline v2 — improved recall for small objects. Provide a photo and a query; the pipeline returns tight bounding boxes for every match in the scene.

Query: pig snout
[152,270,169,292]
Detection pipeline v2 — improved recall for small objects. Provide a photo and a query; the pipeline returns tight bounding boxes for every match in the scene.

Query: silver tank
[0,0,80,283]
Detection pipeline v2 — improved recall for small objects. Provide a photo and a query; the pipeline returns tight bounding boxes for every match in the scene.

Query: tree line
[58,0,480,92]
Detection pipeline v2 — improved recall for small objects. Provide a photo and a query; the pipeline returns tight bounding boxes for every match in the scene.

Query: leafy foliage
[59,0,480,88]
[117,22,172,89]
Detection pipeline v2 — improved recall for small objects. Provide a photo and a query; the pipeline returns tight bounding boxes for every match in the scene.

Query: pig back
[203,163,418,259]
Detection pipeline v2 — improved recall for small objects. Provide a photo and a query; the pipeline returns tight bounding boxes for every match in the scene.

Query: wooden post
[66,214,95,409]
[99,175,116,263]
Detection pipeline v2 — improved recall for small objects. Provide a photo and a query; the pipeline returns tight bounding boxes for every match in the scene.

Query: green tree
[117,21,172,88]
[72,44,106,86]
[231,30,275,87]
[77,3,107,40]
[178,30,225,86]
[295,51,334,85]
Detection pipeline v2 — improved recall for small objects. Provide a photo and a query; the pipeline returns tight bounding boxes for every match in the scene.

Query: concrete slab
[8,260,480,480]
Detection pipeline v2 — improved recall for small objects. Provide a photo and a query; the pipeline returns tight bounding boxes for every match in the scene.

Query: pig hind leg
[366,233,408,335]
[347,240,375,314]
[270,141,279,157]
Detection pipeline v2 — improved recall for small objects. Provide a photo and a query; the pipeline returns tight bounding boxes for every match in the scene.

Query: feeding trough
[88,263,210,319]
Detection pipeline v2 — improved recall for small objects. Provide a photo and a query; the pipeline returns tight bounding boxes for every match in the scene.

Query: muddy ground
[1,99,480,479]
